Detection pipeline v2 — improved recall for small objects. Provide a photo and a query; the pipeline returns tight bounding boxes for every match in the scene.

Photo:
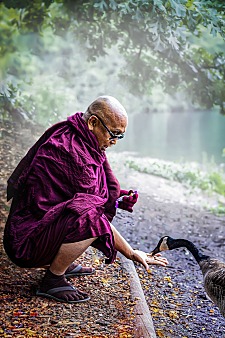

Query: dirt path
[111,158,225,338]
[0,126,136,337]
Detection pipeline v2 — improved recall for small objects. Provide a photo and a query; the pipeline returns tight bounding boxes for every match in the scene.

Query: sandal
[65,263,95,277]
[36,285,90,303]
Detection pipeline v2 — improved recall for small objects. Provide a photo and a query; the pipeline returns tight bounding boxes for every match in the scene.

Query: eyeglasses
[90,114,125,140]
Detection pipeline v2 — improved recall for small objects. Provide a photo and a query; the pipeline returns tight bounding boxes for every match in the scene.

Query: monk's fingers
[146,252,162,257]
[149,260,168,266]
[150,257,169,266]
[147,255,167,262]
[154,260,168,266]
[156,257,168,264]
[146,256,169,265]
[146,253,168,262]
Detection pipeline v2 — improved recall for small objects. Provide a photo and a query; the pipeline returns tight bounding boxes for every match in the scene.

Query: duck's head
[151,236,174,256]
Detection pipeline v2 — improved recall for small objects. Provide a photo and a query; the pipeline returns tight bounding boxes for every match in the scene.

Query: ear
[87,116,97,131]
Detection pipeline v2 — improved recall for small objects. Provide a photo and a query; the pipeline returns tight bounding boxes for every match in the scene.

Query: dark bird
[151,236,225,318]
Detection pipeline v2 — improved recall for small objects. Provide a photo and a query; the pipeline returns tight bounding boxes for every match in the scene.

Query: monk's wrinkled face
[88,113,127,152]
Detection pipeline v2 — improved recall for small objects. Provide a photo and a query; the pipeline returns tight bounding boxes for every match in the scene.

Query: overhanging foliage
[0,0,225,120]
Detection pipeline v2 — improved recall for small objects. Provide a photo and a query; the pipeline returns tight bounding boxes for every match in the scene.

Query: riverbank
[110,153,225,337]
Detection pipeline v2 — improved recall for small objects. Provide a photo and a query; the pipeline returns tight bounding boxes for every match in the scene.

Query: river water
[113,109,225,164]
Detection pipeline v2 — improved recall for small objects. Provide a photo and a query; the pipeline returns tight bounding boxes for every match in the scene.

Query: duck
[150,236,225,318]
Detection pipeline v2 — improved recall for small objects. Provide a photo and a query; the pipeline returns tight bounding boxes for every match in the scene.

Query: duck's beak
[150,246,160,256]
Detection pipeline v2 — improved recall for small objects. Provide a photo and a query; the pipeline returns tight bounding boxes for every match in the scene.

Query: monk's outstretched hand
[132,249,169,271]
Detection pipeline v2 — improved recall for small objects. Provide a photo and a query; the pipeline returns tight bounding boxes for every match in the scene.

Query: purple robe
[3,113,120,267]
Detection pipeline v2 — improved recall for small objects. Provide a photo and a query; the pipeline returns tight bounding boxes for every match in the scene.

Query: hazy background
[0,1,225,165]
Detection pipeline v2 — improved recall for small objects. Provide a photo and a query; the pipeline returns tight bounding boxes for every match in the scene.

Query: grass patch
[108,152,225,215]
[107,152,225,198]
[126,159,225,197]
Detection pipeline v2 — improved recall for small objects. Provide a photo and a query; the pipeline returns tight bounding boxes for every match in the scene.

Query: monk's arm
[110,224,168,270]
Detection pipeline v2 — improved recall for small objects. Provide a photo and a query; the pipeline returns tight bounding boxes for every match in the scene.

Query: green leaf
[170,0,186,17]
[93,1,108,12]
[168,34,180,50]
[186,0,195,10]
[109,0,117,10]
[149,22,158,35]
[153,0,166,13]
[132,8,144,21]
[153,35,165,52]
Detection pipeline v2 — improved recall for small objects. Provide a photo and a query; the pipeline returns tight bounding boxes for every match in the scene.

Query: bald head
[84,95,128,123]
[83,95,128,151]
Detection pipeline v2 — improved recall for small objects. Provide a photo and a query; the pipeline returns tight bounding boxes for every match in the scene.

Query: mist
[4,29,224,165]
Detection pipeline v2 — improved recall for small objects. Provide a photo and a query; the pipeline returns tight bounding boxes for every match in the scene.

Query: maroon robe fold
[4,113,120,267]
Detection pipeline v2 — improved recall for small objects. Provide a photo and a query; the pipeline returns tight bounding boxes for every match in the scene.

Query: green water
[114,109,225,164]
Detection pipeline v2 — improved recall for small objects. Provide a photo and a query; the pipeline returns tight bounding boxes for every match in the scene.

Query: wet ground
[111,157,225,338]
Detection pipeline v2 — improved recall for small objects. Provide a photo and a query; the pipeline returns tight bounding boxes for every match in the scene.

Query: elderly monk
[4,95,168,303]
